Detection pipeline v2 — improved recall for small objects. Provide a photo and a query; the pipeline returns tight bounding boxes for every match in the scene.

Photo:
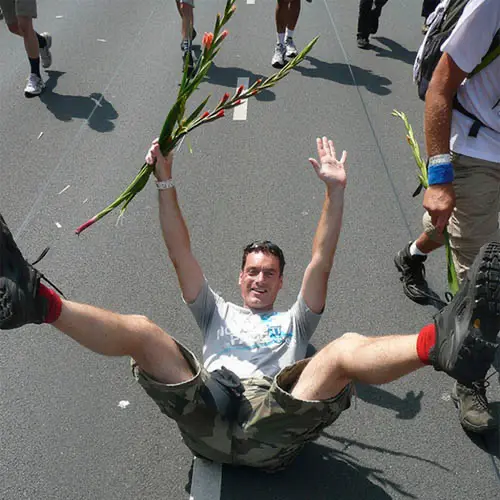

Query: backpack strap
[469,30,500,77]
[451,30,500,138]
[452,96,490,138]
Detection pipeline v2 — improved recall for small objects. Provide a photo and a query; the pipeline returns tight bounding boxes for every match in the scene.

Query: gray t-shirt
[187,280,322,378]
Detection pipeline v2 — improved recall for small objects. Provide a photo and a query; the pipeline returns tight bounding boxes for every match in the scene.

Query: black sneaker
[0,213,48,329]
[430,242,500,385]
[394,242,444,306]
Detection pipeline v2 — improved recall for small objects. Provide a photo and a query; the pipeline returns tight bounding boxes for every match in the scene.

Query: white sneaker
[24,74,45,98]
[285,37,298,58]
[271,43,286,68]
[39,32,52,69]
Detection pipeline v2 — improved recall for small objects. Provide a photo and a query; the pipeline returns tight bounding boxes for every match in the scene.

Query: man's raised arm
[146,140,205,303]
[300,137,347,314]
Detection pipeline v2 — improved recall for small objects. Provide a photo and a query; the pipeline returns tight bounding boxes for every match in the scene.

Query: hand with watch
[423,153,456,234]
[145,138,175,190]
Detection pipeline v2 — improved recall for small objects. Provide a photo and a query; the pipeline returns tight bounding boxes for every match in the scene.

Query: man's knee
[7,22,21,35]
[179,3,193,13]
[322,332,368,375]
[16,16,34,36]
[336,331,367,347]
[128,314,155,331]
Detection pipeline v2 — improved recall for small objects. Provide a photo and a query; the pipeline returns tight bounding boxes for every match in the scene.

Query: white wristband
[156,179,175,190]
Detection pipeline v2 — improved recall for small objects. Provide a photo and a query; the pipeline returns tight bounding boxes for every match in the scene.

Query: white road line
[189,457,222,500]
[247,0,256,4]
[13,7,160,241]
[233,77,250,121]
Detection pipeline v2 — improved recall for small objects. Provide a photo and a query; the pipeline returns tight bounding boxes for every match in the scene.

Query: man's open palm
[309,137,348,188]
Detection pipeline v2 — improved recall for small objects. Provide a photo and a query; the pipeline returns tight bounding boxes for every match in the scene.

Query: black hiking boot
[394,242,444,306]
[0,213,48,329]
[430,242,500,385]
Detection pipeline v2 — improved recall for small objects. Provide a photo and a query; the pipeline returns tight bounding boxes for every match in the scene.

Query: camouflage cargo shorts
[132,340,352,471]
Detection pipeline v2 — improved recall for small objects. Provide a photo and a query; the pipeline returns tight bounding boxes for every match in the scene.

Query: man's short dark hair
[241,241,286,276]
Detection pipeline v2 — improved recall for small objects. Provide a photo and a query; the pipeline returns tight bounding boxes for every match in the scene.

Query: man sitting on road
[1,136,498,470]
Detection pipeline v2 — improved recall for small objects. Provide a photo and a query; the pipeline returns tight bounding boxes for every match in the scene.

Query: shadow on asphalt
[293,56,392,96]
[204,62,276,102]
[215,442,419,499]
[356,384,424,420]
[371,37,418,65]
[39,71,118,132]
[184,437,449,499]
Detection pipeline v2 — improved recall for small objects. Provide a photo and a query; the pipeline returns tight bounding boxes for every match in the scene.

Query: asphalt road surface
[0,0,499,499]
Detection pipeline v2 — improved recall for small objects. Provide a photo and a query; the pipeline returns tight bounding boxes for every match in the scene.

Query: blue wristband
[428,162,454,185]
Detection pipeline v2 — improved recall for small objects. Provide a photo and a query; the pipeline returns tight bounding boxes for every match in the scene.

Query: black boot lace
[30,247,65,297]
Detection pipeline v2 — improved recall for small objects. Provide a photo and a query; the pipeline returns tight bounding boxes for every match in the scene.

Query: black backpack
[415,0,500,101]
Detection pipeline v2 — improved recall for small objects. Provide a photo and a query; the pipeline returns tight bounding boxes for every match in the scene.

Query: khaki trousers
[423,152,500,282]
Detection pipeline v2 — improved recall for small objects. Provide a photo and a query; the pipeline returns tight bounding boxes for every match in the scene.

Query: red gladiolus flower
[221,30,229,40]
[202,32,214,50]
[235,85,244,97]
[216,110,225,118]
[220,92,230,105]
[201,111,210,119]
[232,99,242,107]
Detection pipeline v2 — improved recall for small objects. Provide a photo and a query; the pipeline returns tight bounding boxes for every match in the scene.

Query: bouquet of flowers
[392,109,459,295]
[76,0,318,235]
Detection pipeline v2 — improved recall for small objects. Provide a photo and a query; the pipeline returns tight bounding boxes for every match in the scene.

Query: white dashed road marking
[233,77,249,121]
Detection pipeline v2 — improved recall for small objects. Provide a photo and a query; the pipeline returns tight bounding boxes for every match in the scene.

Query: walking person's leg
[176,0,195,69]
[283,0,300,59]
[0,0,52,97]
[442,154,500,432]
[273,0,301,68]
[356,0,374,49]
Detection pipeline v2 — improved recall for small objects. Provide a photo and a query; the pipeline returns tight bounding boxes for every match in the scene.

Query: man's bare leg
[292,332,425,401]
[13,17,40,59]
[285,0,300,32]
[176,1,194,41]
[53,299,194,384]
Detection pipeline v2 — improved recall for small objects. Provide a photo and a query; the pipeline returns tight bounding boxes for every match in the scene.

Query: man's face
[239,251,283,311]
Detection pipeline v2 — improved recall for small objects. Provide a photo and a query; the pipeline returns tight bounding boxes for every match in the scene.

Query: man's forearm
[424,88,453,157]
[311,186,345,271]
[158,188,192,264]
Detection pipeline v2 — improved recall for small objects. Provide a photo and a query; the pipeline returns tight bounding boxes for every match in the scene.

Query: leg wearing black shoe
[394,237,444,306]
[357,0,373,41]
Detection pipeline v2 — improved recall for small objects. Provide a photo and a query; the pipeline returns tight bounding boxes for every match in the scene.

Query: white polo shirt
[442,0,500,162]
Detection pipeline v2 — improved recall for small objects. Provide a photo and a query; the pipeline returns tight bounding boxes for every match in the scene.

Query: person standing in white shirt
[395,0,500,434]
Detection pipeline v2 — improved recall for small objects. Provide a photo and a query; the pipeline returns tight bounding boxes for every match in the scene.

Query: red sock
[38,283,62,323]
[416,323,436,365]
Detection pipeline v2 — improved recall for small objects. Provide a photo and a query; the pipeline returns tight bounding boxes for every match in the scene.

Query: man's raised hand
[308,136,348,189]
[145,139,174,181]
